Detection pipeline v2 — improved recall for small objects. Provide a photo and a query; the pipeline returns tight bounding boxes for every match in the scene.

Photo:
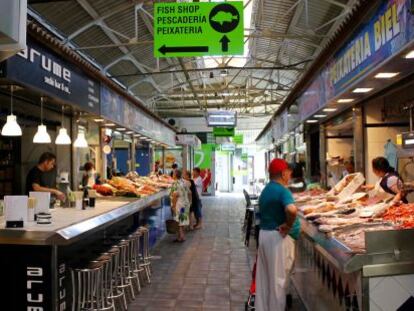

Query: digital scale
[401,132,414,149]
[397,104,414,197]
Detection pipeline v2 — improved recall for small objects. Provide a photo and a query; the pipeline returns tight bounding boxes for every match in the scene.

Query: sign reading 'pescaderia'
[154,2,244,57]
[330,3,401,86]
[297,0,414,123]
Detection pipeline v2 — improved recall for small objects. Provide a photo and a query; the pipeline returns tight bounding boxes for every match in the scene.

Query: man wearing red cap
[255,158,300,311]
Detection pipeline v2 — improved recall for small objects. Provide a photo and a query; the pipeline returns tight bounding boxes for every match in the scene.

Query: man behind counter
[26,152,65,201]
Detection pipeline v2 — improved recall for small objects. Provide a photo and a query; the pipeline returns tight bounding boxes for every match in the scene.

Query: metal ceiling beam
[158,94,263,102]
[111,60,311,78]
[64,1,143,42]
[322,0,350,9]
[75,0,162,95]
[72,40,153,51]
[156,101,280,110]
[137,6,187,96]
[178,59,206,112]
[310,0,358,59]
[104,53,154,73]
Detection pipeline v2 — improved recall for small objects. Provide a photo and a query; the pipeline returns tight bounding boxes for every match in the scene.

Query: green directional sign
[154,2,244,57]
[213,127,235,137]
[233,134,244,144]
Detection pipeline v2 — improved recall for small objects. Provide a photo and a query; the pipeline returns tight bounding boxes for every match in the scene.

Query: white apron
[255,230,295,311]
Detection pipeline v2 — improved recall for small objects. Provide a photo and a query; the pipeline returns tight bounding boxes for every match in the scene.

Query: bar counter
[0,190,169,245]
[0,190,171,311]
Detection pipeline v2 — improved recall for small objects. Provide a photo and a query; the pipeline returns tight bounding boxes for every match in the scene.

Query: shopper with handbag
[171,169,191,242]
[183,170,202,230]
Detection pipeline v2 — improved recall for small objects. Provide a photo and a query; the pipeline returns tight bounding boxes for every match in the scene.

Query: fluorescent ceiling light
[125,131,134,134]
[105,123,115,127]
[306,120,318,123]
[94,118,104,122]
[405,50,414,58]
[314,114,327,118]
[337,98,355,103]
[116,128,126,131]
[353,88,373,93]
[323,108,337,112]
[375,72,399,79]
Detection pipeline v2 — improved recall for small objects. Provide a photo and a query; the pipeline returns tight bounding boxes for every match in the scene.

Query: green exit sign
[154,2,244,57]
[213,127,235,137]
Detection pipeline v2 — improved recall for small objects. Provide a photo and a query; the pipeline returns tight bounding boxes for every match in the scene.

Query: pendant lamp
[74,129,88,148]
[33,97,51,144]
[1,86,22,136]
[55,106,71,145]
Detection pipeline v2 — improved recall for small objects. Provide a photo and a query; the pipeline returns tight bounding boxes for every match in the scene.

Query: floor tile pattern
[129,193,306,311]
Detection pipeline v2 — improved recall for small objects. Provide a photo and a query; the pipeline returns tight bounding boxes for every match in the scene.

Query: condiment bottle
[28,197,36,222]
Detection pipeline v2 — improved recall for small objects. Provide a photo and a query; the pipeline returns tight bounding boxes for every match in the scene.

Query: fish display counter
[292,182,414,311]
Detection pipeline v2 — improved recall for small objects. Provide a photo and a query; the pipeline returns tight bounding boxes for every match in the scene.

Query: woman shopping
[363,157,407,203]
[183,170,202,230]
[171,169,192,242]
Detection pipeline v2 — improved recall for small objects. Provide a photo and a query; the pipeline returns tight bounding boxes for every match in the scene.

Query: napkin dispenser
[29,192,50,214]
[4,195,28,228]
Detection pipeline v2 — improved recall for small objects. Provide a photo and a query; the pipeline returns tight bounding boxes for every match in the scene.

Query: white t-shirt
[194,176,203,197]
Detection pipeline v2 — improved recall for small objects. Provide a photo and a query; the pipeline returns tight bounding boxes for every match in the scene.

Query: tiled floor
[129,193,306,311]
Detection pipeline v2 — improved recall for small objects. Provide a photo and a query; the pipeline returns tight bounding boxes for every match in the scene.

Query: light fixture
[314,114,327,118]
[33,97,51,144]
[306,120,318,123]
[352,87,373,93]
[55,106,71,145]
[125,131,134,134]
[94,118,104,122]
[2,85,22,137]
[55,128,71,145]
[74,130,88,148]
[323,108,337,112]
[374,72,399,79]
[116,127,126,131]
[220,69,228,77]
[337,98,355,103]
[405,50,414,58]
[105,123,115,127]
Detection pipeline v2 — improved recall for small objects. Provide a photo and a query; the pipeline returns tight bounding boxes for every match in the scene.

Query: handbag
[165,219,179,234]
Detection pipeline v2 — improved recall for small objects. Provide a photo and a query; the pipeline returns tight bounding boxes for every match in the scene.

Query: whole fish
[211,12,238,25]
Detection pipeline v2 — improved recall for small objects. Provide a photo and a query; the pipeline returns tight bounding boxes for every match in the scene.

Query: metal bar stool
[96,253,121,311]
[129,231,146,289]
[123,236,142,295]
[89,259,115,311]
[116,240,137,302]
[137,227,152,283]
[106,246,129,310]
[70,262,104,311]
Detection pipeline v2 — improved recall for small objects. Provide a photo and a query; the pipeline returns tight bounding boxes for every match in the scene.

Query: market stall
[292,174,414,311]
[0,31,178,311]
